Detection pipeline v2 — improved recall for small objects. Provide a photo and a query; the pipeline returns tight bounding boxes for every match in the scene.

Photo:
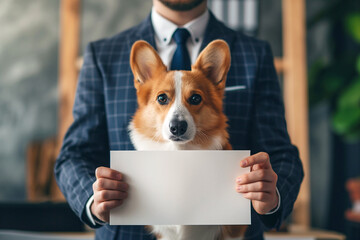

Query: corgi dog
[129,40,247,240]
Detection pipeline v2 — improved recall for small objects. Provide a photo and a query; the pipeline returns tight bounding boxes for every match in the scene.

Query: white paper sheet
[110,150,251,225]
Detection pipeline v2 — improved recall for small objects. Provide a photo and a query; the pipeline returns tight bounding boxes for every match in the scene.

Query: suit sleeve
[250,42,304,229]
[54,42,109,228]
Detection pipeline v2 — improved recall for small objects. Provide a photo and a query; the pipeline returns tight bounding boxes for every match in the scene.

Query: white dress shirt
[85,7,280,226]
[151,7,209,68]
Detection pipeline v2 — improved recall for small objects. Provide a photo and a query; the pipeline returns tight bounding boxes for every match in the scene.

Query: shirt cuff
[265,187,281,215]
[86,195,106,226]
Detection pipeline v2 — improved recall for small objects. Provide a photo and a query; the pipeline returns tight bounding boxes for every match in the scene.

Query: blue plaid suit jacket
[55,12,303,240]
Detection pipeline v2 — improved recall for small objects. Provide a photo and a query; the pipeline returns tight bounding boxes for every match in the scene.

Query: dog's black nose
[169,120,188,136]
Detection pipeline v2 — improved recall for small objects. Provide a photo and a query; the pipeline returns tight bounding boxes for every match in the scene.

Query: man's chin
[158,0,205,11]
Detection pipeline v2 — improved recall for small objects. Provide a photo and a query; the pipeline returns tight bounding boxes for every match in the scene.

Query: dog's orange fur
[131,70,176,143]
[130,40,247,239]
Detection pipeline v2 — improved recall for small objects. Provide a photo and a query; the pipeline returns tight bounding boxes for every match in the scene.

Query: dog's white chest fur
[152,225,222,240]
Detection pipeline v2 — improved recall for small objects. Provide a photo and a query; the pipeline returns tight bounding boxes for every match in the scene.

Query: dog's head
[129,40,231,149]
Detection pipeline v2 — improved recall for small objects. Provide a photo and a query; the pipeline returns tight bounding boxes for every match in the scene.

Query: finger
[240,152,271,169]
[241,192,272,202]
[93,178,129,191]
[94,190,128,202]
[95,200,123,215]
[251,164,263,172]
[236,169,276,184]
[96,167,123,180]
[236,181,274,194]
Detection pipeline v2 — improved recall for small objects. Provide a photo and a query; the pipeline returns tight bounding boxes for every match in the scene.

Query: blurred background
[0,0,359,239]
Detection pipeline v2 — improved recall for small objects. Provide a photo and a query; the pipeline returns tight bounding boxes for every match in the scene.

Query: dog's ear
[130,40,167,87]
[193,40,231,88]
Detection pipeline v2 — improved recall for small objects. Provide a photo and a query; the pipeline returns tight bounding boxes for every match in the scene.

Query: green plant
[308,0,360,142]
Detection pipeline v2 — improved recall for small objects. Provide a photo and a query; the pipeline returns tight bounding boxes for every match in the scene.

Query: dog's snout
[169,120,188,136]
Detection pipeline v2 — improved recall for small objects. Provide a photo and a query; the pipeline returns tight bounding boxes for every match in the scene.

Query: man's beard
[159,0,205,11]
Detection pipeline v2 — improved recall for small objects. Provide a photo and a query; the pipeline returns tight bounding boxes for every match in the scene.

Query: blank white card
[110,150,251,225]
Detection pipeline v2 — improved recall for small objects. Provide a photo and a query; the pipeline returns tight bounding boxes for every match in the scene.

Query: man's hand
[236,152,278,215]
[91,167,129,222]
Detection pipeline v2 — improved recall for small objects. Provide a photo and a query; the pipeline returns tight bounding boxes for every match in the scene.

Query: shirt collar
[151,7,209,45]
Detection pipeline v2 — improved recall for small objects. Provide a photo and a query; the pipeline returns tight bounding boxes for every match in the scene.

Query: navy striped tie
[170,28,191,71]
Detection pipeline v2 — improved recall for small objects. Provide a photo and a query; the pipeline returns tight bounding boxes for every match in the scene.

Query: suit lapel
[116,14,157,150]
[199,11,248,133]
[134,13,157,49]
[201,11,239,89]
[200,11,236,52]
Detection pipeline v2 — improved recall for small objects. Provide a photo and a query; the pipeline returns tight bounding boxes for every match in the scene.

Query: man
[55,0,304,239]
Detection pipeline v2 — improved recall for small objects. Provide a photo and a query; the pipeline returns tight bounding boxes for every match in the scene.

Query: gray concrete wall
[0,0,59,200]
[0,0,152,201]
[81,0,152,52]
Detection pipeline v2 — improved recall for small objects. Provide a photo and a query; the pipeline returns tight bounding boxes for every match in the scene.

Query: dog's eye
[157,94,169,105]
[189,94,202,105]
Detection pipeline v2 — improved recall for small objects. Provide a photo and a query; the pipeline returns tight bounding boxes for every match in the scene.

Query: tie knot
[172,28,190,45]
